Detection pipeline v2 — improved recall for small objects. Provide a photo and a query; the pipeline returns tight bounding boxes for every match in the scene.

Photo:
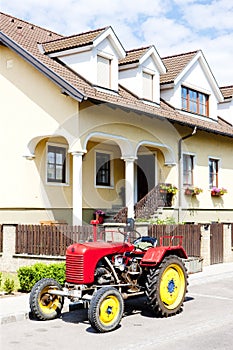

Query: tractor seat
[133,236,157,251]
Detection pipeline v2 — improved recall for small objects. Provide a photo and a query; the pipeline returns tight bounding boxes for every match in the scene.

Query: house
[0,12,233,226]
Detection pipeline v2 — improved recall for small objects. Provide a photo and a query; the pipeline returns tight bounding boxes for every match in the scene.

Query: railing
[114,207,128,223]
[135,183,169,219]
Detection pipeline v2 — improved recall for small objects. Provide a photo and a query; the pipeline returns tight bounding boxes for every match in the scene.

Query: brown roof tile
[119,46,151,65]
[160,51,198,84]
[220,86,233,99]
[41,27,108,54]
[1,12,232,138]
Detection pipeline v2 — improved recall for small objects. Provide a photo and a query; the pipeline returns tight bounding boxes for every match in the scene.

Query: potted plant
[159,184,178,195]
[185,187,203,196]
[211,187,227,197]
[159,184,178,207]
[94,209,105,224]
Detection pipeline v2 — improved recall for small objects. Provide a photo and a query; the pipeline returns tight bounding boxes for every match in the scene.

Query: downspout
[178,126,197,222]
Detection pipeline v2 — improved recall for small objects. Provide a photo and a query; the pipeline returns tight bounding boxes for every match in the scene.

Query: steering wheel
[117,227,141,243]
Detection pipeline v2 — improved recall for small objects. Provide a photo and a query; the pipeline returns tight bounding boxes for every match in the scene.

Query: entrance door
[137,154,156,201]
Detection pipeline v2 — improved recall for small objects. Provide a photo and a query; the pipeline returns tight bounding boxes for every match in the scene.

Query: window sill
[95,185,114,189]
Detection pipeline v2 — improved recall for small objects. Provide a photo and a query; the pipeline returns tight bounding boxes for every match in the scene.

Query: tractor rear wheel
[29,278,64,321]
[145,255,188,317]
[88,287,124,332]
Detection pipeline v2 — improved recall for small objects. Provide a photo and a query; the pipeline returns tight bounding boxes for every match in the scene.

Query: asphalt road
[1,270,233,350]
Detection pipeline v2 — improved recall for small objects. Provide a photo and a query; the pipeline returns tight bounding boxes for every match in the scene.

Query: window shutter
[143,72,153,100]
[97,56,110,88]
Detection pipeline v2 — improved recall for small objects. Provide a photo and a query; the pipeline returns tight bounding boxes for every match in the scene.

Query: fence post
[200,225,210,266]
[1,225,16,272]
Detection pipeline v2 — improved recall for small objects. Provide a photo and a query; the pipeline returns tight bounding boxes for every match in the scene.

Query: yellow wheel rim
[160,263,185,310]
[38,286,61,314]
[99,295,120,325]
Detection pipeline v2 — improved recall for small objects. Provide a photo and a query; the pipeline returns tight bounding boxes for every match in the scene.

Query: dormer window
[182,86,209,117]
[97,55,111,89]
[143,72,153,100]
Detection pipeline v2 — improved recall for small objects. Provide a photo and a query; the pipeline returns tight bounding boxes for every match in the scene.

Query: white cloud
[1,0,232,85]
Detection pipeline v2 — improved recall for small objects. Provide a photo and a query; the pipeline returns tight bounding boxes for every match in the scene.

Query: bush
[17,262,65,292]
[0,271,2,287]
[4,278,15,294]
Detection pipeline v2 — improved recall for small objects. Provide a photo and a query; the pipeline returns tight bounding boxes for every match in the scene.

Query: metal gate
[210,223,223,264]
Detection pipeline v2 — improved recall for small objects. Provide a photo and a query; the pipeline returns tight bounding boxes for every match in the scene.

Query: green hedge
[17,262,65,293]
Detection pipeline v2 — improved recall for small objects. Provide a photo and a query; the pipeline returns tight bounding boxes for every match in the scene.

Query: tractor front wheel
[88,287,124,333]
[145,255,188,317]
[29,278,64,321]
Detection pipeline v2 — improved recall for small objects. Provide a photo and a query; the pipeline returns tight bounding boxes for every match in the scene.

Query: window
[97,55,111,88]
[183,154,194,186]
[182,86,209,116]
[47,145,67,183]
[209,158,219,188]
[143,72,153,100]
[96,152,111,186]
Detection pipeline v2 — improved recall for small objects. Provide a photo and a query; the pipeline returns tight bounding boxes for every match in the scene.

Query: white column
[123,157,136,219]
[72,152,84,226]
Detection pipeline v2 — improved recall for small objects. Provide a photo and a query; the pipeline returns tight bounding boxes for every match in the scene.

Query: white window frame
[182,153,196,187]
[46,142,69,186]
[95,150,114,188]
[208,156,221,188]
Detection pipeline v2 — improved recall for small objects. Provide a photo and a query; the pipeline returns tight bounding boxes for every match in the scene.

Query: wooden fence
[148,224,201,257]
[15,223,202,257]
[16,225,93,256]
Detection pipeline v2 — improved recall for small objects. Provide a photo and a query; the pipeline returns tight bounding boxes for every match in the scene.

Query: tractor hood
[66,241,134,284]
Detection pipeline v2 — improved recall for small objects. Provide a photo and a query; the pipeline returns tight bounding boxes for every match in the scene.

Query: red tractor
[30,224,188,332]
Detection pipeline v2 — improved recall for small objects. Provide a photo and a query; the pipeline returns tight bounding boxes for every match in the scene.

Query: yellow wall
[1,46,232,224]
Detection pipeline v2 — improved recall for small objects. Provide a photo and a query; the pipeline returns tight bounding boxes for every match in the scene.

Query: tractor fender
[140,246,188,266]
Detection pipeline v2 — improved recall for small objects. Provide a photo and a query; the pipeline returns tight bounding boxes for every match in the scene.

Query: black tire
[29,278,64,321]
[145,255,188,317]
[88,287,124,333]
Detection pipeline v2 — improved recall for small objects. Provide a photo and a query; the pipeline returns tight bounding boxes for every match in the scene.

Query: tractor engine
[94,253,143,293]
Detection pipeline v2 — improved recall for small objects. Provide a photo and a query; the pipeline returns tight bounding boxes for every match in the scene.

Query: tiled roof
[119,46,151,65]
[220,86,233,100]
[160,51,198,84]
[0,12,232,137]
[41,27,108,54]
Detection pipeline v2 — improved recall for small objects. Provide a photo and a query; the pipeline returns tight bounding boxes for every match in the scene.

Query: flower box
[185,187,203,196]
[211,187,227,197]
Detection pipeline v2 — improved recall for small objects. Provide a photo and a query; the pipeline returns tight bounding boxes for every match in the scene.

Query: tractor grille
[66,254,84,284]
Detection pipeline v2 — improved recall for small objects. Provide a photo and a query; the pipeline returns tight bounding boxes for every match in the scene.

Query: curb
[0,312,29,325]
[0,299,77,325]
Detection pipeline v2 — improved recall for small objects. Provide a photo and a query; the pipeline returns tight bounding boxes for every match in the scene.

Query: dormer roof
[220,86,233,100]
[161,50,223,102]
[41,27,108,54]
[160,51,198,84]
[119,46,166,74]
[41,26,125,59]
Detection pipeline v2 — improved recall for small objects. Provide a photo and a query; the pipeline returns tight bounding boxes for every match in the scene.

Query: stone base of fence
[0,223,232,272]
[0,225,65,272]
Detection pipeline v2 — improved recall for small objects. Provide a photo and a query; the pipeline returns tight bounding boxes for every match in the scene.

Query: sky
[1,0,232,86]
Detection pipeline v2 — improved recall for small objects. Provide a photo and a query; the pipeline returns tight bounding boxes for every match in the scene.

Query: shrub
[17,262,65,292]
[0,271,2,287]
[4,278,15,294]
